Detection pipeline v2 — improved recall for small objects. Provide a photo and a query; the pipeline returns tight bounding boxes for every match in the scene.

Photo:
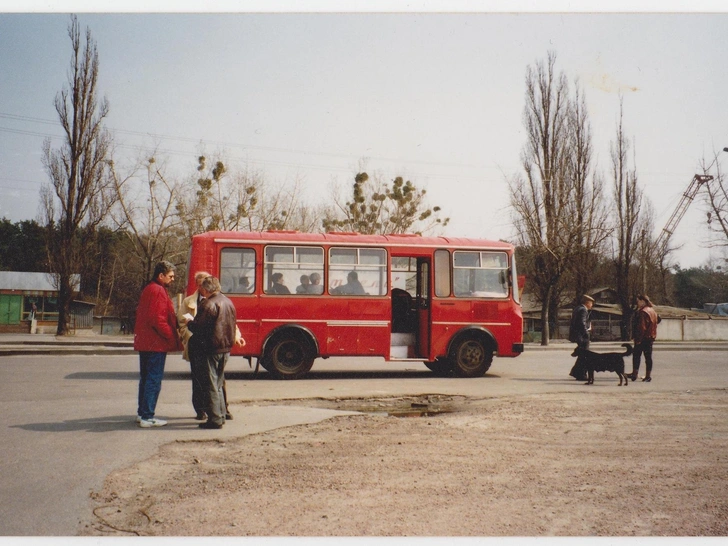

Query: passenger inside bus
[238,275,253,293]
[269,272,291,294]
[308,272,324,294]
[330,271,367,295]
[295,274,311,294]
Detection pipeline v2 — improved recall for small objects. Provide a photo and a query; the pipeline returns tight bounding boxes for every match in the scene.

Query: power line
[0,111,492,170]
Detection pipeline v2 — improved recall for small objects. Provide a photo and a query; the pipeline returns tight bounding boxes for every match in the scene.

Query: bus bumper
[512,343,524,353]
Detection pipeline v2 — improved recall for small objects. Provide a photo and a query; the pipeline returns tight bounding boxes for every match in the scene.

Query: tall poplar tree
[41,15,114,335]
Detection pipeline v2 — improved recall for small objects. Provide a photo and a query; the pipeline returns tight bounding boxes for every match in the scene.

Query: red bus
[186,231,523,379]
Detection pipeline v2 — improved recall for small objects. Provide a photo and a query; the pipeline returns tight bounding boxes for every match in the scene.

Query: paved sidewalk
[1,332,727,356]
[0,333,133,356]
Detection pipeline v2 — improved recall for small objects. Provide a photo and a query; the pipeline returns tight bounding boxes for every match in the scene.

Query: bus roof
[194,230,514,251]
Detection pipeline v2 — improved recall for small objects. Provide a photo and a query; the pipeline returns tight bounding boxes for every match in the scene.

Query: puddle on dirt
[254,394,465,418]
[354,402,457,418]
[387,408,455,418]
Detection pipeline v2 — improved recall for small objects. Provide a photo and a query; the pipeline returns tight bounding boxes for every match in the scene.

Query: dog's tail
[621,343,633,357]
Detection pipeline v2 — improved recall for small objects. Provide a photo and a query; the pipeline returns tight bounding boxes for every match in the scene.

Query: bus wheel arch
[447,327,496,377]
[261,325,318,380]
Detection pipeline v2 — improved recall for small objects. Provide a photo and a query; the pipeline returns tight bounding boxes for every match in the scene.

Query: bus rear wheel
[450,336,493,377]
[263,332,315,380]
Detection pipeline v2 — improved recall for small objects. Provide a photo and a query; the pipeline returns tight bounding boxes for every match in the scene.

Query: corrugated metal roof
[0,272,80,291]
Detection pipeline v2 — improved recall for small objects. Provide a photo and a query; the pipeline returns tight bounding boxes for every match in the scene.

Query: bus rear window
[453,251,508,298]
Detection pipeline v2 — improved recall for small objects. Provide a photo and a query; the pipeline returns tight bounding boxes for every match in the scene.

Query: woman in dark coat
[568,294,594,381]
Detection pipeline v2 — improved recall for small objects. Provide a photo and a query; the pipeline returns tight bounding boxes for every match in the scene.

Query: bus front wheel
[263,332,315,380]
[450,336,493,378]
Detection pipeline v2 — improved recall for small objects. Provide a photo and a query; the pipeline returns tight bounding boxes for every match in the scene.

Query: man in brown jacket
[184,276,239,429]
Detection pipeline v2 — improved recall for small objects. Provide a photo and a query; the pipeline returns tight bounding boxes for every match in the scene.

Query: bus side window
[264,245,324,295]
[221,248,256,294]
[453,250,508,298]
[329,247,386,296]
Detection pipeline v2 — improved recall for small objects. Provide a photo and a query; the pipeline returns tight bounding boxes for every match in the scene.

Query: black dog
[570,343,633,386]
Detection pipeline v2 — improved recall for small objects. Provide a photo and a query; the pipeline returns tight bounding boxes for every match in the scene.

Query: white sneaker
[135,415,142,423]
[138,418,167,428]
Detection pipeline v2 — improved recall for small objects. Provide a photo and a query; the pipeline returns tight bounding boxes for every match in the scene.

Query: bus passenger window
[329,247,386,296]
[221,248,256,294]
[264,245,324,295]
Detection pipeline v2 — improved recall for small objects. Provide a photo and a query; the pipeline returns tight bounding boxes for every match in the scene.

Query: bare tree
[509,51,577,345]
[110,155,185,285]
[702,150,728,252]
[611,99,643,339]
[566,81,611,301]
[177,155,258,234]
[41,15,115,335]
[323,171,449,235]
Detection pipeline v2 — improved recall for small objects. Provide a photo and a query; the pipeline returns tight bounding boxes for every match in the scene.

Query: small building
[0,271,94,334]
[522,285,728,342]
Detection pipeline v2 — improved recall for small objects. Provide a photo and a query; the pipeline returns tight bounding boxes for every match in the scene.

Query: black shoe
[199,421,223,429]
[225,412,233,420]
[642,376,652,382]
[195,412,207,421]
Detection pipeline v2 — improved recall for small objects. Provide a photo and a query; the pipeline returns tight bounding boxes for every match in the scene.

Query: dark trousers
[137,351,166,420]
[569,340,590,380]
[190,349,229,417]
[191,351,229,426]
[189,351,207,416]
[632,339,654,377]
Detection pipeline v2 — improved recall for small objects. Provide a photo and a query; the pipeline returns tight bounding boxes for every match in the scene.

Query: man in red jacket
[134,261,181,428]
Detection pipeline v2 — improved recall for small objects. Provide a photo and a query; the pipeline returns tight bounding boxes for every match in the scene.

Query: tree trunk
[56,274,72,336]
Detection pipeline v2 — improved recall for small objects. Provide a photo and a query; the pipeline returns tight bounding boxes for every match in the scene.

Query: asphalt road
[1,345,726,535]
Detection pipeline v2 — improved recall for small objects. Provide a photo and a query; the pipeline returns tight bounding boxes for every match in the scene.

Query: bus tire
[263,331,315,380]
[449,335,494,377]
[424,358,454,377]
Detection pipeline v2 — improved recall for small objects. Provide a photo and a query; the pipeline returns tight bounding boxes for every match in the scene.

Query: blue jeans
[137,351,167,420]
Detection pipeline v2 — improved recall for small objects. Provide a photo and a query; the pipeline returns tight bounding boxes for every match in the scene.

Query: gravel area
[80,389,728,536]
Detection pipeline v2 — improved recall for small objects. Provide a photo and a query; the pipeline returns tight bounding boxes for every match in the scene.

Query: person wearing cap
[568,294,594,381]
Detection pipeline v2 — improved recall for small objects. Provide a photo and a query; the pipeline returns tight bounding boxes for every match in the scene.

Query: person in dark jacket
[568,294,594,381]
[331,270,366,295]
[185,276,239,429]
[134,260,181,428]
[627,294,659,382]
[269,272,291,294]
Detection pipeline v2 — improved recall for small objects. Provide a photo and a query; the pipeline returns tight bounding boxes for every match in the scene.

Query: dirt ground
[80,388,728,537]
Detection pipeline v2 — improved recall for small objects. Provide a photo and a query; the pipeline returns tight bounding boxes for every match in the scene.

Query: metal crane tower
[652,173,713,258]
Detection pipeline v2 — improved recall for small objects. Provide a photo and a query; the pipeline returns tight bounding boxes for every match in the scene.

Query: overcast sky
[1,4,727,269]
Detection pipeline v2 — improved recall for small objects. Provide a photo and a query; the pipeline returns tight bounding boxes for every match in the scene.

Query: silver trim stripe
[258,319,389,327]
[432,321,512,327]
